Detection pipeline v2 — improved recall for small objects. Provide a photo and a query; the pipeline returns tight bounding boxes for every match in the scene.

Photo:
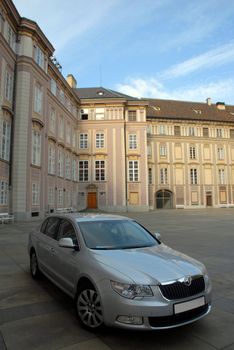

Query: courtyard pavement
[0,209,234,350]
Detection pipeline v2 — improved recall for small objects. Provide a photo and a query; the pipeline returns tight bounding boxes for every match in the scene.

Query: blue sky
[14,0,234,104]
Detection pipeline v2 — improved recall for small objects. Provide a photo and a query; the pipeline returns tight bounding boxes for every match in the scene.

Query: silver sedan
[28,213,211,330]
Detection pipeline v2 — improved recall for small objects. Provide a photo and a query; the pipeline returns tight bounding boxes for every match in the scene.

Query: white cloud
[162,43,234,79]
[116,77,234,104]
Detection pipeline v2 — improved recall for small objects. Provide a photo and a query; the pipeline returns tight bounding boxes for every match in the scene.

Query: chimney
[216,102,225,110]
[206,97,211,106]
[66,74,77,89]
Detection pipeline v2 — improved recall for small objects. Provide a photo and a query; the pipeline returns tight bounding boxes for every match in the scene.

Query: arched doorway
[156,190,173,209]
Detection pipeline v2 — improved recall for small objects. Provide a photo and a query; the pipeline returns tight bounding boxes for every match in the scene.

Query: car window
[57,219,78,245]
[78,220,157,250]
[45,217,60,239]
[40,218,49,233]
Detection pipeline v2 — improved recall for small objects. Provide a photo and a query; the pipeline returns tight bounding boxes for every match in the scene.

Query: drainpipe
[124,107,128,211]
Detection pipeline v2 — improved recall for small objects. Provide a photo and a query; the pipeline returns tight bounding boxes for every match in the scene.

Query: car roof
[45,213,132,223]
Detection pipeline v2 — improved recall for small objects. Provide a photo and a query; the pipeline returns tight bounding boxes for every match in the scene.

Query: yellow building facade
[1,0,234,220]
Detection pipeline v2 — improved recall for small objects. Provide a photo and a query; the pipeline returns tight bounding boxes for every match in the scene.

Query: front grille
[159,276,205,300]
[148,304,209,328]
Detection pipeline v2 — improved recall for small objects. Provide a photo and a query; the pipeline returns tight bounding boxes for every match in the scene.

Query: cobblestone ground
[0,208,234,350]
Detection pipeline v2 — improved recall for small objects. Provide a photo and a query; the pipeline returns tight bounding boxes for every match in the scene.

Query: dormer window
[192,109,202,114]
[152,106,160,111]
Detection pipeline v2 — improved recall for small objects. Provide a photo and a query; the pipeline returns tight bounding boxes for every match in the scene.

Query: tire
[30,250,40,279]
[76,284,104,330]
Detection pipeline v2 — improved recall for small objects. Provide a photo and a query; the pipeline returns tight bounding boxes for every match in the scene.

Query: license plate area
[174,296,205,314]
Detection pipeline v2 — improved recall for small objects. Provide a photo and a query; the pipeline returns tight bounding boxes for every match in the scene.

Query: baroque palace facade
[1,0,234,220]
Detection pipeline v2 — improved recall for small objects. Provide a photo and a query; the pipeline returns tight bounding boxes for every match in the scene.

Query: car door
[36,217,61,277]
[51,219,80,295]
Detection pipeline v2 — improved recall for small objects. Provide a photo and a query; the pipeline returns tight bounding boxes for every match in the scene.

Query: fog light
[117,315,143,325]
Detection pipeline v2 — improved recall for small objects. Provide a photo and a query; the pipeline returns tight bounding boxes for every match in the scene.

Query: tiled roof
[75,87,137,101]
[147,98,234,124]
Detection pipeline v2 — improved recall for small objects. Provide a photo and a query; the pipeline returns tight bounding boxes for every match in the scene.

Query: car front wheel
[30,250,40,279]
[76,285,104,330]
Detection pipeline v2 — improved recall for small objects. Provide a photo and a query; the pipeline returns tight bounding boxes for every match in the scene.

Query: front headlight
[111,280,153,299]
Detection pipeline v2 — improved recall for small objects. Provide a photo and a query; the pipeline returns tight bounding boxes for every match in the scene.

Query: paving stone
[189,308,234,349]
[0,311,95,350]
[0,286,53,310]
[60,338,112,350]
[98,326,217,350]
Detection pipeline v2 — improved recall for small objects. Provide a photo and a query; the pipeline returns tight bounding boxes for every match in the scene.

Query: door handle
[50,247,56,254]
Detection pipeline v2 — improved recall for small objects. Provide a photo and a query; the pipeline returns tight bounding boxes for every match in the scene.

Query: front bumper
[99,282,212,330]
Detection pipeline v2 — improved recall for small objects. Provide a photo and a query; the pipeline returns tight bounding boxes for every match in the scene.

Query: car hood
[92,244,205,285]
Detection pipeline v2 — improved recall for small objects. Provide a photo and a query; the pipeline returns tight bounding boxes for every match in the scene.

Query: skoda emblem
[184,276,192,286]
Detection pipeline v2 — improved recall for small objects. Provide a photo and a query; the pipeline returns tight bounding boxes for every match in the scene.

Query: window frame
[128,160,139,182]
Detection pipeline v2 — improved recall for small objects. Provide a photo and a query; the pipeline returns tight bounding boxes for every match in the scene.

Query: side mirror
[152,232,162,242]
[59,238,79,251]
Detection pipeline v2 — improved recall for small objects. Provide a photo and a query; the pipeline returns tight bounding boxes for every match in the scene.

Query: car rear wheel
[30,250,40,279]
[76,285,104,330]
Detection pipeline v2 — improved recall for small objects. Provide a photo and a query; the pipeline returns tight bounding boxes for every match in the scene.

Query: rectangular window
[190,168,198,185]
[32,130,41,166]
[72,159,77,181]
[129,134,137,149]
[160,144,167,157]
[34,85,43,114]
[35,46,44,69]
[4,70,13,102]
[0,181,8,205]
[217,147,224,160]
[216,128,223,138]
[128,110,137,121]
[159,125,166,135]
[48,187,54,206]
[58,188,63,207]
[50,108,56,133]
[189,127,195,136]
[160,168,168,184]
[95,160,105,181]
[79,160,89,182]
[147,144,152,157]
[7,23,16,50]
[203,127,209,137]
[58,148,64,177]
[148,168,152,184]
[174,126,181,136]
[189,146,196,159]
[66,122,71,144]
[59,116,64,139]
[48,143,55,175]
[80,109,88,120]
[96,133,104,148]
[0,120,11,161]
[128,160,139,182]
[95,108,105,120]
[50,79,57,95]
[32,183,39,205]
[79,133,88,149]
[72,132,76,148]
[218,169,225,184]
[230,129,234,139]
[59,89,65,105]
[65,153,71,179]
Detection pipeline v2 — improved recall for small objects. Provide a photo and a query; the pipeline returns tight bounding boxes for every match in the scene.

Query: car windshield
[77,220,157,250]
